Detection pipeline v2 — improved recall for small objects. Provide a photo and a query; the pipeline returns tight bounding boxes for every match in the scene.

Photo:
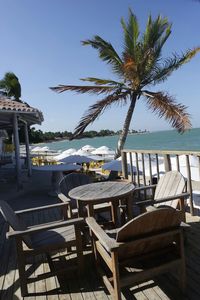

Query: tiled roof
[0,97,44,124]
[0,97,39,113]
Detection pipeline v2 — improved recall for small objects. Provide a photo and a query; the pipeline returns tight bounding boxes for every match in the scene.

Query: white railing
[121,149,200,215]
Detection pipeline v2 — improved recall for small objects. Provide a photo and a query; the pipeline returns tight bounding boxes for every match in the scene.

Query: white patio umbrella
[31,146,43,152]
[73,150,103,161]
[81,145,96,152]
[40,146,50,152]
[87,155,104,161]
[62,148,76,155]
[102,160,142,174]
[91,146,115,156]
[58,154,96,164]
[74,149,91,156]
[54,148,76,161]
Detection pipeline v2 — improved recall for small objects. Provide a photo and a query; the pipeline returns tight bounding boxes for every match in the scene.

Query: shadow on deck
[0,173,200,299]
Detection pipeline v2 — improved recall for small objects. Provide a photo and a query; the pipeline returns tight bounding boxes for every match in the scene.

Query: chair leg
[75,226,84,274]
[179,198,186,222]
[92,234,100,267]
[111,251,121,300]
[16,239,28,296]
[179,233,186,293]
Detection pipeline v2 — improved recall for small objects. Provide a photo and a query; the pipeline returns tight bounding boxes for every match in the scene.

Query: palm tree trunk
[115,94,137,159]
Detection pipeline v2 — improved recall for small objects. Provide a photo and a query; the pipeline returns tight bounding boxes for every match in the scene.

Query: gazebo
[0,96,44,187]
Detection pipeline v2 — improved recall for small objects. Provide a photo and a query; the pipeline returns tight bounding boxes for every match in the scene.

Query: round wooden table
[69,181,135,225]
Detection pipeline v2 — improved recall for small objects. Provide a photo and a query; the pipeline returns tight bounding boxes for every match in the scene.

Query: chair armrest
[135,199,155,206]
[135,192,190,206]
[7,217,84,239]
[57,192,71,204]
[86,217,119,252]
[15,202,70,215]
[154,192,190,205]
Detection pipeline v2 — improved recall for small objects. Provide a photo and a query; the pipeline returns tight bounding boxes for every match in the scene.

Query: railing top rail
[122,149,200,156]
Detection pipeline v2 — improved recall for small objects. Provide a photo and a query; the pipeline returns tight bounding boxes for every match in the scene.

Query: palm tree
[50,10,200,158]
[0,72,21,102]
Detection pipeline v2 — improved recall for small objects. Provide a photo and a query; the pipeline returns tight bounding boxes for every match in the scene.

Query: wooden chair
[57,173,111,219]
[0,200,84,297]
[86,207,186,300]
[134,171,189,221]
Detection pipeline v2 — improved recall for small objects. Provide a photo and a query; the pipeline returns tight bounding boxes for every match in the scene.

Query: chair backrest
[0,200,32,247]
[59,173,92,208]
[107,171,120,181]
[116,207,182,258]
[154,171,186,208]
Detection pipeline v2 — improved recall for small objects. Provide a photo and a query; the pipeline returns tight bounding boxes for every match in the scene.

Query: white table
[32,164,81,196]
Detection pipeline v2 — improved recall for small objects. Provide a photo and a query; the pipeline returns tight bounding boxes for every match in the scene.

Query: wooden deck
[1,175,200,299]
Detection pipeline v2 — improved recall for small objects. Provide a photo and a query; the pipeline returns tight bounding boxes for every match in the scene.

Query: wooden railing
[121,149,200,216]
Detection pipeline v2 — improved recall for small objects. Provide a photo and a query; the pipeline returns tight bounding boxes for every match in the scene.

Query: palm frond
[143,15,171,50]
[80,77,126,87]
[50,84,117,95]
[146,47,200,85]
[142,90,191,133]
[72,91,130,138]
[82,36,123,76]
[135,17,171,85]
[121,8,139,57]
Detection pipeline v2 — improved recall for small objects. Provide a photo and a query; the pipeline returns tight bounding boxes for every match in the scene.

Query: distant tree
[98,129,115,136]
[0,72,21,102]
[51,9,200,158]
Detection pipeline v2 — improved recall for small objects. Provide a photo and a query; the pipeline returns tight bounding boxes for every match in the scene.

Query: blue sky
[0,0,200,133]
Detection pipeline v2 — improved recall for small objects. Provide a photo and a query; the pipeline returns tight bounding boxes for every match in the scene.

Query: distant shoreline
[31,128,200,153]
[31,131,150,145]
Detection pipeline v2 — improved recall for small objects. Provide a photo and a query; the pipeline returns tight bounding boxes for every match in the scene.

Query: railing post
[13,114,22,189]
[135,152,140,186]
[129,152,134,183]
[164,154,171,172]
[121,151,128,180]
[155,154,160,181]
[24,123,32,177]
[148,153,152,184]
[186,155,194,215]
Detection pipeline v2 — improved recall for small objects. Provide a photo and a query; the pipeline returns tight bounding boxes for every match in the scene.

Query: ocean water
[40,128,200,152]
